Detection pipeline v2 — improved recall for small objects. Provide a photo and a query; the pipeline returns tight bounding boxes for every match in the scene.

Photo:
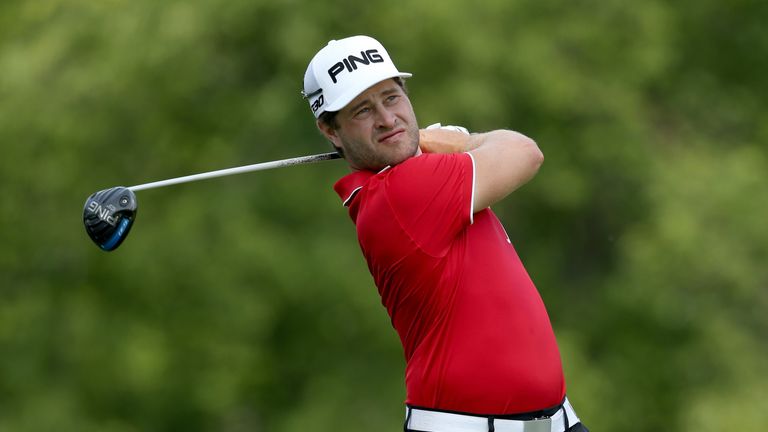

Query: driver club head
[83,187,138,251]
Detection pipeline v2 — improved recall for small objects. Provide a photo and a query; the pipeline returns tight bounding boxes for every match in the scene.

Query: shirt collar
[333,166,391,207]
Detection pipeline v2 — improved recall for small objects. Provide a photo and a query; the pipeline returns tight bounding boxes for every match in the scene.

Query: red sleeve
[384,152,475,257]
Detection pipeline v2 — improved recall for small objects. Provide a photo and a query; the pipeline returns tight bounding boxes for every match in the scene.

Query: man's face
[317,79,420,171]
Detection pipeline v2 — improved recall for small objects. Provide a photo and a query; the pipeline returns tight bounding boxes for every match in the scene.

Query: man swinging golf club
[303,36,588,432]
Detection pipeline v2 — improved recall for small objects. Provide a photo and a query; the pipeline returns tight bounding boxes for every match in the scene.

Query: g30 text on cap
[302,35,412,118]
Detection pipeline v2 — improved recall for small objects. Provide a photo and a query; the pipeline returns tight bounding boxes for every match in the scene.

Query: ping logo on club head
[327,49,384,84]
[87,200,118,226]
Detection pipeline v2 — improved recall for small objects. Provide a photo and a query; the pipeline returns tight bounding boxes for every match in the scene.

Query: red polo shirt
[333,152,565,415]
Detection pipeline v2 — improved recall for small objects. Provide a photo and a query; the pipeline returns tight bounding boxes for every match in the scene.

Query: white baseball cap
[302,35,412,118]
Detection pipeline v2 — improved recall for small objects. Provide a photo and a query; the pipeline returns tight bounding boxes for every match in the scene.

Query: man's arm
[419,128,543,212]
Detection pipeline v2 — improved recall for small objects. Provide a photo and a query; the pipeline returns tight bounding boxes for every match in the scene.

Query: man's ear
[316,119,339,144]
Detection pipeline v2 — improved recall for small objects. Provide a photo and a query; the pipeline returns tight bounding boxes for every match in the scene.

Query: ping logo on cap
[327,49,384,84]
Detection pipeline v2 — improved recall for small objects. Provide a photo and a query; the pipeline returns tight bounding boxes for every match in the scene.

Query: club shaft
[128,152,341,192]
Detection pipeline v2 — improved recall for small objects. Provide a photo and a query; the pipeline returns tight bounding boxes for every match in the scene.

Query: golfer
[302,35,588,432]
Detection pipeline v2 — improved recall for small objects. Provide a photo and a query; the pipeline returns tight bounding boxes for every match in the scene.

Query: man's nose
[373,105,397,129]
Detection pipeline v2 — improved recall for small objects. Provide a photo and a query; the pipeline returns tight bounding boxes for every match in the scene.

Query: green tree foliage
[1,0,765,430]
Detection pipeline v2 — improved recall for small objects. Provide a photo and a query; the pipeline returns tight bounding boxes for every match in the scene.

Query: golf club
[83,151,341,251]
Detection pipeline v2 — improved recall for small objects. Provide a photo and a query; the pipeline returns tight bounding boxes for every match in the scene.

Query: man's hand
[418,124,543,212]
[419,125,471,154]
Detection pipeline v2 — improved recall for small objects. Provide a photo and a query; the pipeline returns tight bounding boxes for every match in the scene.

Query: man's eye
[385,95,399,104]
[355,107,371,117]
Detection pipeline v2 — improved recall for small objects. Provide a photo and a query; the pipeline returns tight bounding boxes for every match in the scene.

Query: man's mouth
[378,129,405,144]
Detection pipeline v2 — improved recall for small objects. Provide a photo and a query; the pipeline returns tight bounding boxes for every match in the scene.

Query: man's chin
[386,147,419,167]
[350,145,418,171]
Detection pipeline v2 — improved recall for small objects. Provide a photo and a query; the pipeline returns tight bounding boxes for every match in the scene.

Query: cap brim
[324,72,412,113]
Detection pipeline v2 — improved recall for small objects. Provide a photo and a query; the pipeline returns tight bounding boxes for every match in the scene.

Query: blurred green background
[1,0,766,430]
